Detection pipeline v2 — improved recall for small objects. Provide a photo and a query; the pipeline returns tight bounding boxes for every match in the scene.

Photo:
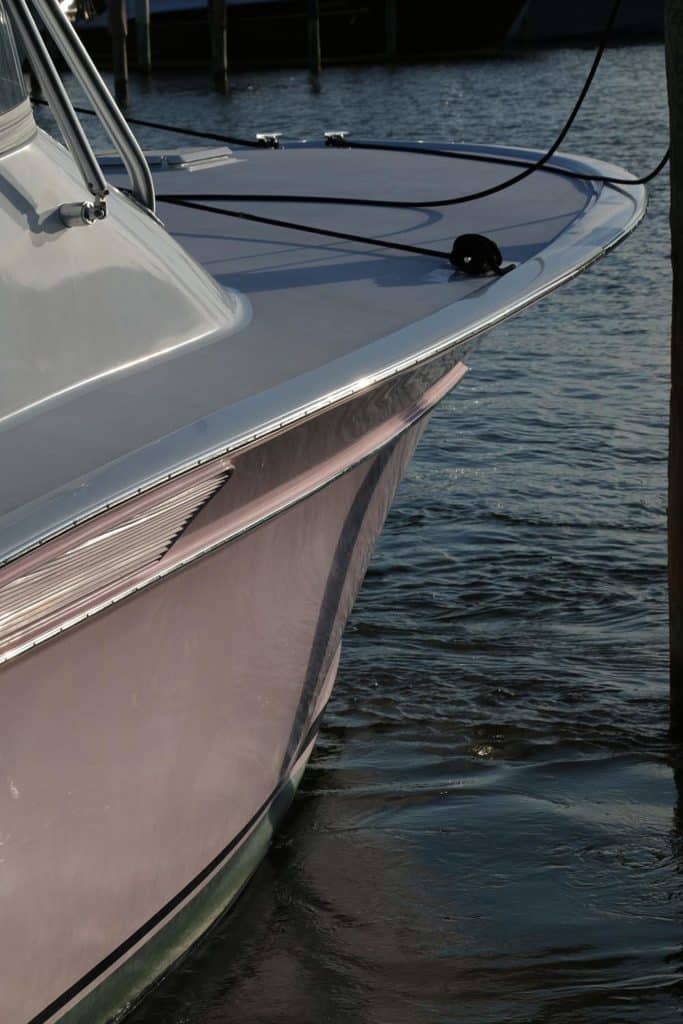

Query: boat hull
[1,349,467,1024]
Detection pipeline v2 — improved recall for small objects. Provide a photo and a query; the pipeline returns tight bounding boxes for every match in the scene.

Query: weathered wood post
[135,0,151,74]
[385,0,398,61]
[666,0,683,735]
[307,0,321,75]
[108,0,128,105]
[209,0,228,92]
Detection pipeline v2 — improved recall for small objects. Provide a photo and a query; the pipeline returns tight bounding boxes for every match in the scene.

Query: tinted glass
[0,0,25,115]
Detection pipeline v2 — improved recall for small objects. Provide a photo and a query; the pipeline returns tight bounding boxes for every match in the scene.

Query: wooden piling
[666,0,683,735]
[385,0,398,61]
[135,0,152,74]
[209,0,228,92]
[108,0,128,105]
[307,0,321,76]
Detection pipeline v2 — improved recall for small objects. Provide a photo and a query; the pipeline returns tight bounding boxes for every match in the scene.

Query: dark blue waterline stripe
[26,712,324,1024]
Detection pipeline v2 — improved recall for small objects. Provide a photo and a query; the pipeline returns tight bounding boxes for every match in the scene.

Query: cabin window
[0,0,25,115]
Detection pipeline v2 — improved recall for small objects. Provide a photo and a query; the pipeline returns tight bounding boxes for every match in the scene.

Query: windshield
[0,0,25,115]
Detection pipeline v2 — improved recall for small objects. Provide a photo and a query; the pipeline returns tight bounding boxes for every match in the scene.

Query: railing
[8,0,107,205]
[6,0,155,215]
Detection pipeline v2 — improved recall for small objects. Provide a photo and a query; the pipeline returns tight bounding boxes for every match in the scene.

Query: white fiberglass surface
[0,130,249,429]
[0,0,25,115]
[0,143,643,569]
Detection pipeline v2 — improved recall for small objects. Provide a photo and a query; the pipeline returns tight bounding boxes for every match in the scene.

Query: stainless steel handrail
[7,0,107,202]
[30,0,156,213]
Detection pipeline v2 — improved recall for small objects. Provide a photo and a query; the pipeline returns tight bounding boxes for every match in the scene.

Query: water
[62,42,677,1023]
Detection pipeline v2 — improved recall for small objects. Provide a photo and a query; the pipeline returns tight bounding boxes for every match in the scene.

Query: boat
[74,0,527,69]
[0,0,646,1021]
[508,0,663,44]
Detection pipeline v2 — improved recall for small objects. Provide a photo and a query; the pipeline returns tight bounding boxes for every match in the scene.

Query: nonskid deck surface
[103,141,640,435]
[91,139,636,453]
[0,140,643,562]
[147,143,595,363]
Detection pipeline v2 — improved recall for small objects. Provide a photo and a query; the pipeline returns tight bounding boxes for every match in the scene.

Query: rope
[337,139,670,189]
[157,197,513,274]
[155,144,669,213]
[32,0,669,203]
[156,0,667,217]
[34,0,668,272]
[32,96,262,148]
[154,0,645,271]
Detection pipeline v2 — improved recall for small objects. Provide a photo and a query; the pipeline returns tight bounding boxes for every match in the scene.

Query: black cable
[154,0,645,270]
[155,0,668,223]
[34,0,666,271]
[157,195,456,263]
[155,145,669,212]
[36,93,667,199]
[32,0,668,201]
[35,91,666,189]
[340,0,623,207]
[158,0,650,214]
[337,139,670,188]
[32,96,262,148]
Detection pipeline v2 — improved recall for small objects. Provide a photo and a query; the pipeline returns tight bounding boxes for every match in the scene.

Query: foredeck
[0,141,644,564]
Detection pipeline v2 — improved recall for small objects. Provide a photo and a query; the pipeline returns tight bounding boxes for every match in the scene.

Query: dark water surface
[71,42,676,1023]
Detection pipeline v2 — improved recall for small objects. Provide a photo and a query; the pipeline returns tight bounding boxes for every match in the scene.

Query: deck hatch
[0,461,230,657]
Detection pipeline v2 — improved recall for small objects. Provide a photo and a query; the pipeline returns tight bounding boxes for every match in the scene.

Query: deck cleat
[255,132,282,149]
[324,131,350,148]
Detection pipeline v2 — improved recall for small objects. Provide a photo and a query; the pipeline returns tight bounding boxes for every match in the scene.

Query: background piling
[209,0,228,92]
[385,0,398,61]
[135,0,152,74]
[666,0,683,735]
[307,0,321,75]
[108,0,128,105]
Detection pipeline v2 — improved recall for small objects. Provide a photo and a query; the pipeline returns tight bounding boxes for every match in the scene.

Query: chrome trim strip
[0,463,230,655]
[0,363,467,667]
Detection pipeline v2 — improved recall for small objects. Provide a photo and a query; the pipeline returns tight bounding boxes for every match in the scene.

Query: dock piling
[209,0,228,92]
[666,0,683,736]
[307,0,321,75]
[135,0,152,74]
[108,0,128,105]
[385,0,398,61]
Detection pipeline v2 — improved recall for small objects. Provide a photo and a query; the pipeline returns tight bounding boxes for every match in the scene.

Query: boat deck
[98,139,642,461]
[0,140,644,562]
